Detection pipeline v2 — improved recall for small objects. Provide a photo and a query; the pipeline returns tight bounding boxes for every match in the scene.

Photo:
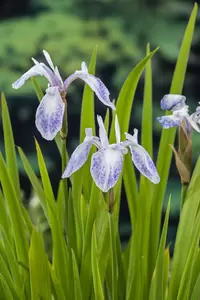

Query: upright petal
[97,115,109,148]
[43,50,55,70]
[62,140,93,178]
[187,112,200,132]
[64,63,115,110]
[115,115,121,143]
[160,94,186,111]
[35,86,65,140]
[157,115,183,128]
[129,144,160,184]
[32,58,58,86]
[12,65,41,89]
[90,148,123,192]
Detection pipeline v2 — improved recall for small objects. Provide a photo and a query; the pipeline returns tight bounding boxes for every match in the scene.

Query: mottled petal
[35,86,65,140]
[129,144,160,184]
[64,63,115,110]
[90,148,123,192]
[97,115,109,148]
[115,115,121,143]
[62,141,93,178]
[43,50,55,70]
[157,115,183,128]
[160,94,186,111]
[12,65,41,89]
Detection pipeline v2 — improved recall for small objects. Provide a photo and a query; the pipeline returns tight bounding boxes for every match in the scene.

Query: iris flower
[157,94,200,134]
[12,50,115,140]
[62,115,160,192]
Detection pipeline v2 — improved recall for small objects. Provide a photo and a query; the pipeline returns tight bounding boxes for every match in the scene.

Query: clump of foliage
[0,4,199,300]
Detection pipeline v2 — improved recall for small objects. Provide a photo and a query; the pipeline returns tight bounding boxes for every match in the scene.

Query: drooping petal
[97,115,109,148]
[12,65,41,89]
[115,115,121,143]
[157,115,183,128]
[129,144,160,184]
[160,94,186,111]
[64,63,115,110]
[35,86,65,140]
[90,148,123,192]
[62,140,93,178]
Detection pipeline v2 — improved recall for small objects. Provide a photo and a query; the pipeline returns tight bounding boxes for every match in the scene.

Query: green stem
[60,101,68,210]
[180,183,188,210]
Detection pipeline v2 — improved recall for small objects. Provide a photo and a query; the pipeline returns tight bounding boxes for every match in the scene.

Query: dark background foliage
[0,0,199,244]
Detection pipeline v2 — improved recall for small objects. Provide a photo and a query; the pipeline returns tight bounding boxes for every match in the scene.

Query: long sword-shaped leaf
[1,93,20,199]
[29,229,51,300]
[150,3,198,272]
[0,154,28,265]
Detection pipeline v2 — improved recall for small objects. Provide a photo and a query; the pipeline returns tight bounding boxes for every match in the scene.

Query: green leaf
[34,141,69,296]
[168,176,200,299]
[0,274,14,300]
[29,229,51,300]
[1,93,20,200]
[79,47,98,200]
[149,199,170,300]
[190,273,200,300]
[176,208,200,300]
[150,2,198,274]
[80,183,102,300]
[110,48,158,233]
[141,43,153,157]
[110,47,159,143]
[71,250,82,300]
[0,153,28,266]
[49,265,66,300]
[0,227,22,296]
[91,223,104,300]
[18,147,49,220]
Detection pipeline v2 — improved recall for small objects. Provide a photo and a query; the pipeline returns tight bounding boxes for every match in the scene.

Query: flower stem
[60,101,68,203]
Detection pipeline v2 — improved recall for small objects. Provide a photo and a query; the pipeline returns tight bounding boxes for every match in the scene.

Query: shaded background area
[0,0,200,247]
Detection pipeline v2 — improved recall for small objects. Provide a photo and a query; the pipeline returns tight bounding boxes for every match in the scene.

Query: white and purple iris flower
[12,50,115,141]
[157,94,200,134]
[62,115,160,192]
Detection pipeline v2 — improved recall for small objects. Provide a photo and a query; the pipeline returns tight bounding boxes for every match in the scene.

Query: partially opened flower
[62,115,127,192]
[157,94,200,136]
[12,50,115,140]
[157,94,190,130]
[157,94,200,184]
[123,130,160,184]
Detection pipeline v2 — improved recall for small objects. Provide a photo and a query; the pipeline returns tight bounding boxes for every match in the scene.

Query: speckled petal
[64,63,115,110]
[160,94,186,111]
[90,148,123,192]
[157,115,183,128]
[35,87,64,140]
[12,65,41,89]
[129,144,160,184]
[62,140,93,178]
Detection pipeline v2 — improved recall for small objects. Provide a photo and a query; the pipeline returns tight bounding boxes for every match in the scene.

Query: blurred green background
[0,0,200,244]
